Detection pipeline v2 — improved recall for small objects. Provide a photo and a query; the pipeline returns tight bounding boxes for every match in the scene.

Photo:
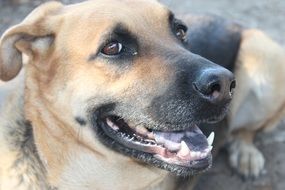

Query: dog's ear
[0,1,63,81]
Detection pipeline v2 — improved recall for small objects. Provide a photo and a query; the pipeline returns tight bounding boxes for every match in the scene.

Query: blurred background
[0,0,285,189]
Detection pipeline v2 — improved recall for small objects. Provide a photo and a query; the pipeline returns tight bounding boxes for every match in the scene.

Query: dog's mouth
[98,115,214,173]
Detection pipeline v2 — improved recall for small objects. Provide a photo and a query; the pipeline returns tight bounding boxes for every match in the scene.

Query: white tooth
[106,118,113,126]
[208,146,213,152]
[178,141,190,157]
[106,118,119,130]
[164,140,181,151]
[201,152,207,158]
[191,151,198,159]
[135,126,149,135]
[196,152,202,159]
[154,135,165,145]
[204,146,213,153]
[207,132,215,146]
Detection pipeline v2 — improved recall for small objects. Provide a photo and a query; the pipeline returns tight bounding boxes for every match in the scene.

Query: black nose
[193,68,235,103]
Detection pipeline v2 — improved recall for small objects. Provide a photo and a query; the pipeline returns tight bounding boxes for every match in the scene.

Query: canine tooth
[203,146,213,154]
[178,141,190,157]
[106,118,113,126]
[208,146,213,152]
[130,137,134,141]
[207,132,215,146]
[106,118,119,130]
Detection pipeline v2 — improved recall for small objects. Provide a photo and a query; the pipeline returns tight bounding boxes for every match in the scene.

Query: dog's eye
[175,26,187,42]
[101,41,123,56]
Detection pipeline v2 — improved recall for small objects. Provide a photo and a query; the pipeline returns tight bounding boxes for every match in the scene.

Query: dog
[0,0,284,189]
[0,0,235,189]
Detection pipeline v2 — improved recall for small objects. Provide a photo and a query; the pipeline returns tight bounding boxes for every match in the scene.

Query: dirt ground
[0,0,285,190]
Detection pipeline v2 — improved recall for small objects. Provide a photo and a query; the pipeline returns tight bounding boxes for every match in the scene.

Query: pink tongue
[153,125,208,152]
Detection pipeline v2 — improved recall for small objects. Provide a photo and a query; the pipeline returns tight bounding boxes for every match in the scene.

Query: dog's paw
[228,139,265,179]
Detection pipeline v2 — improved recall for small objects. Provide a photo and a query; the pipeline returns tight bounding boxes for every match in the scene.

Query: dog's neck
[0,84,53,189]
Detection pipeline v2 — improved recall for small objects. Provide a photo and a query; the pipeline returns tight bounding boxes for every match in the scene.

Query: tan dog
[2,0,283,188]
[0,0,235,189]
[228,30,285,178]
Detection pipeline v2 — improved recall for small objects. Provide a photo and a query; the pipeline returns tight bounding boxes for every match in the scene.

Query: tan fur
[228,29,285,177]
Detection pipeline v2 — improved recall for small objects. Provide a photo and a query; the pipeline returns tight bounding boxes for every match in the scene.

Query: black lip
[90,113,212,176]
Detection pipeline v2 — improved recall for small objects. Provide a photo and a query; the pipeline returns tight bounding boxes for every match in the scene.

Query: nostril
[206,82,222,100]
[208,82,221,95]
[230,80,236,93]
[192,68,235,102]
[193,81,222,98]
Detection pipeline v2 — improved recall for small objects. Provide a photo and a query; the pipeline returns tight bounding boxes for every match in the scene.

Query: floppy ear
[0,1,63,81]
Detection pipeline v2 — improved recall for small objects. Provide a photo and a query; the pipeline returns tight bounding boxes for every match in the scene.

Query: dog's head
[0,0,235,178]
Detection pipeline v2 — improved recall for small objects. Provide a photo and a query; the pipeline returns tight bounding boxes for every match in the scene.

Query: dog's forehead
[62,0,170,30]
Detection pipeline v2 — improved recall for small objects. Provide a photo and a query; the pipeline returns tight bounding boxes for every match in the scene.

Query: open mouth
[99,115,215,173]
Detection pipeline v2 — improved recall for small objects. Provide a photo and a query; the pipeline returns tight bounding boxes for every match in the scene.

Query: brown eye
[176,28,187,41]
[101,41,123,56]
